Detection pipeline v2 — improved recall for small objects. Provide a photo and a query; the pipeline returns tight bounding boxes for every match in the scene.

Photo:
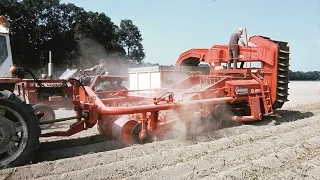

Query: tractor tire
[32,103,55,130]
[0,90,40,169]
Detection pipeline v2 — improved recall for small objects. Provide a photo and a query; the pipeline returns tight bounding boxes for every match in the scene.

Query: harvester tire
[0,90,40,169]
[131,122,155,145]
[32,103,55,130]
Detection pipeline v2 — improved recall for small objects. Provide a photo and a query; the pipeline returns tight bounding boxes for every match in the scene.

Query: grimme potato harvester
[42,32,290,144]
[1,29,290,168]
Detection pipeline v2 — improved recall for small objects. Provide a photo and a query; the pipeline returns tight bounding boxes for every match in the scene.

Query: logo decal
[35,83,62,87]
[235,87,248,94]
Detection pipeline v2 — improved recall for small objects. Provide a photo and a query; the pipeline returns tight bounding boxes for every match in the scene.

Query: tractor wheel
[32,103,55,130]
[0,90,40,168]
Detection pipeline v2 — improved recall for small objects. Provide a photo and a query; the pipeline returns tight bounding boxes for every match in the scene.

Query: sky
[60,0,320,72]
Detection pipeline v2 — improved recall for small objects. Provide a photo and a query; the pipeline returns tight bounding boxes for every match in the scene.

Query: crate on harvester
[128,65,210,95]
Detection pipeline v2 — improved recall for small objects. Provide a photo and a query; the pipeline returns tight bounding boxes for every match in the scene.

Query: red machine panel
[225,79,267,97]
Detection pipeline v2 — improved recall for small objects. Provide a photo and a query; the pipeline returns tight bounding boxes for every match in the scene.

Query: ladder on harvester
[252,74,273,115]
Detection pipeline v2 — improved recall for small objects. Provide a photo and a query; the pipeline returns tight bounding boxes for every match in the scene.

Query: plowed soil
[1,81,320,180]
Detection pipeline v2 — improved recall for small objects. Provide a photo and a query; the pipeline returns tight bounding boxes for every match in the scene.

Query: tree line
[289,70,320,81]
[0,0,156,75]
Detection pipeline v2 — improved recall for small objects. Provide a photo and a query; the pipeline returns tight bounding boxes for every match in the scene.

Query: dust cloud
[76,37,130,76]
[29,37,131,79]
[153,76,240,141]
[156,104,236,142]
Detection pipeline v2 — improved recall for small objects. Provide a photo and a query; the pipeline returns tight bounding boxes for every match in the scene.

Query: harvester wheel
[32,103,55,130]
[0,90,40,168]
[131,122,155,145]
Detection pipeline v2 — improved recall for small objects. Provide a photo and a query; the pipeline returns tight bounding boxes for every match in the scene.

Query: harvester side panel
[249,36,290,109]
[225,79,267,97]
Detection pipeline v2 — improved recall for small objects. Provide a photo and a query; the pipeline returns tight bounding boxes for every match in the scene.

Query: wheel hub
[0,115,19,154]
[34,106,55,129]
[131,123,154,144]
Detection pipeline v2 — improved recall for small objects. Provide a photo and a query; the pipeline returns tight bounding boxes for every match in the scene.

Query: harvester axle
[39,115,83,125]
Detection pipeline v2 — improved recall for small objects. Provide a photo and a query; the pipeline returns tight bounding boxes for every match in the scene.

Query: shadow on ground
[244,109,314,126]
[35,134,127,163]
[181,109,315,143]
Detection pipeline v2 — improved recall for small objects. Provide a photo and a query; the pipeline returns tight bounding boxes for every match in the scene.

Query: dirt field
[1,81,320,180]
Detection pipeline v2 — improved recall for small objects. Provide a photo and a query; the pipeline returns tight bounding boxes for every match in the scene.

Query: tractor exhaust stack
[48,50,53,79]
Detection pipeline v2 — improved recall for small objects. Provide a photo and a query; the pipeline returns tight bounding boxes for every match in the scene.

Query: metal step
[277,93,289,97]
[279,49,290,54]
[278,60,290,64]
[278,87,289,90]
[278,63,289,67]
[278,80,289,84]
[278,68,288,72]
[279,57,290,61]
[278,74,288,78]
[279,56,290,60]
[277,99,289,103]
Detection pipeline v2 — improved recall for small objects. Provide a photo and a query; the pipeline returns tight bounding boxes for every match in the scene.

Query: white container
[128,65,210,95]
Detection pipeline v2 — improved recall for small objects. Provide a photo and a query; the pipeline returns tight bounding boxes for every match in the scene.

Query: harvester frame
[39,29,290,145]
[39,69,273,144]
[0,23,290,168]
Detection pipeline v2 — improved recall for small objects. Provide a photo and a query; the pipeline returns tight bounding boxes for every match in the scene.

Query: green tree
[72,10,125,67]
[1,0,75,68]
[0,1,148,73]
[289,70,320,80]
[119,19,146,63]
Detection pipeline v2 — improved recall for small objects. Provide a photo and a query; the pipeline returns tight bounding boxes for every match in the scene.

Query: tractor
[13,67,128,129]
[0,22,290,169]
[0,18,127,167]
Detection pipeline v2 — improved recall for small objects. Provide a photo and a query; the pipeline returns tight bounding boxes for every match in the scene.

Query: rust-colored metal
[112,116,139,145]
[16,79,72,107]
[148,111,158,133]
[139,115,147,140]
[0,78,20,92]
[249,96,262,120]
[73,82,82,123]
[38,33,290,147]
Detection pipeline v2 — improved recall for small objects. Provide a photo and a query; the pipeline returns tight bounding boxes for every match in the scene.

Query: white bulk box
[128,65,210,94]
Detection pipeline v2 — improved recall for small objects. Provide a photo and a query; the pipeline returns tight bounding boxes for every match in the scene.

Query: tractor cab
[0,17,13,78]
